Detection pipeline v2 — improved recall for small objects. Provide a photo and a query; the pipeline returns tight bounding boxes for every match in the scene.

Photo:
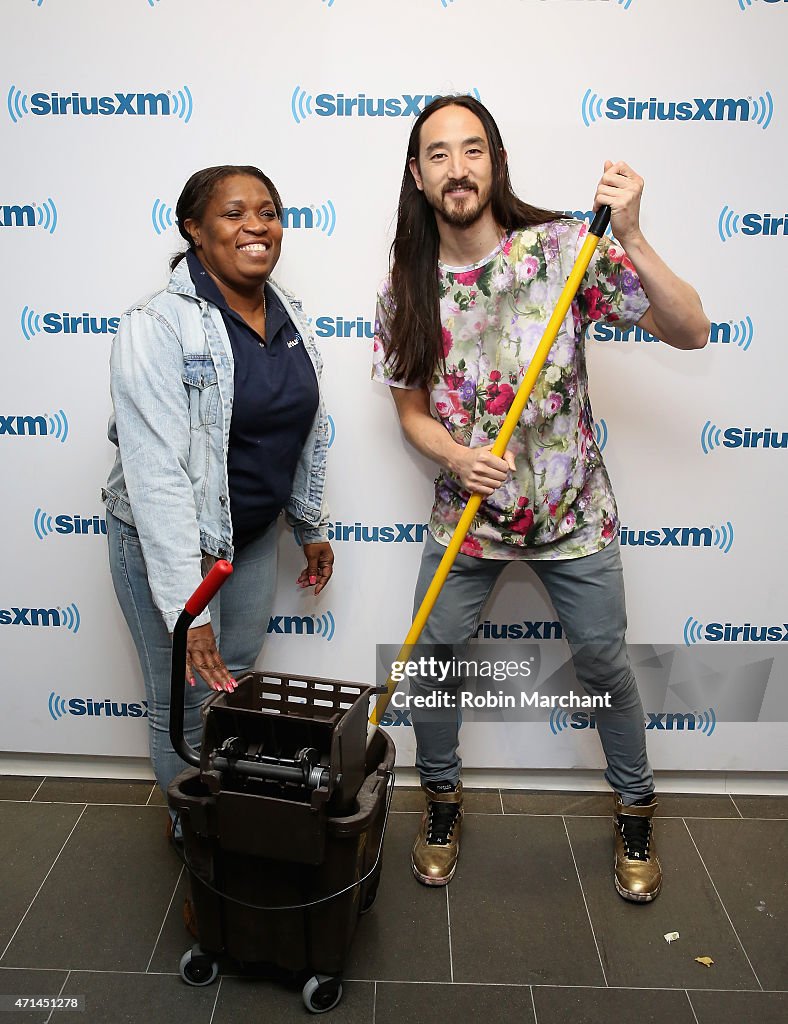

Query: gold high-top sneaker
[411,781,464,886]
[613,794,662,902]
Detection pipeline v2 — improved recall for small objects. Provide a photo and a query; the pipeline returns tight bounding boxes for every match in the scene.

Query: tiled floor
[1,777,786,1023]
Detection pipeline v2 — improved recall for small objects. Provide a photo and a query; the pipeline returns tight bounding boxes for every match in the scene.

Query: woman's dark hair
[388,95,567,386]
[170,165,284,270]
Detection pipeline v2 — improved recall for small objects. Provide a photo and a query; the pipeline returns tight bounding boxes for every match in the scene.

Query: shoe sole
[411,858,456,887]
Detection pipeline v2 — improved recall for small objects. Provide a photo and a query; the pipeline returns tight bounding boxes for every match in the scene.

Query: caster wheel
[179,948,219,987]
[302,974,343,1013]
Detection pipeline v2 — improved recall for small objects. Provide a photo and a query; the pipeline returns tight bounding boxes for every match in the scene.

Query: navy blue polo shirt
[186,252,319,550]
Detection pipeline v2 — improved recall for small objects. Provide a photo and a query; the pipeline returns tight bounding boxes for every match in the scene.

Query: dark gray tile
[345,814,451,981]
[392,787,501,813]
[214,977,373,1022]
[565,816,761,989]
[2,806,181,972]
[33,778,155,806]
[145,870,195,976]
[62,970,215,1024]
[501,790,610,816]
[450,815,605,985]
[689,990,788,1024]
[533,985,697,1024]
[0,776,44,802]
[730,795,788,820]
[685,818,788,990]
[147,785,168,807]
[0,968,69,1023]
[376,981,535,1024]
[0,803,84,955]
[656,794,740,819]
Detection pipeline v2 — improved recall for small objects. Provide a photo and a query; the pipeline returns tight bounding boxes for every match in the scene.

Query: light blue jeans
[411,536,654,804]
[107,512,277,802]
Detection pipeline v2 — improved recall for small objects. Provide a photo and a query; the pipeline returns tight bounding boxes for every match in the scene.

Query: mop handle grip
[185,559,233,616]
[589,205,611,237]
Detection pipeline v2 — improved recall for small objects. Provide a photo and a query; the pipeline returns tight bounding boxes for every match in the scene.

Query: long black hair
[387,95,566,385]
[170,165,283,270]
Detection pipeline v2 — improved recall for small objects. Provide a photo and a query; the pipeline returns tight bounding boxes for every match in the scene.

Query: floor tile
[730,795,788,820]
[0,968,68,1023]
[501,790,610,816]
[450,815,605,985]
[689,989,788,1024]
[392,787,501,813]
[213,976,373,1022]
[147,786,168,807]
[0,777,44,802]
[2,807,181,973]
[564,816,760,989]
[685,818,788,990]
[655,794,739,818]
[533,985,697,1024]
[376,981,536,1024]
[33,779,155,806]
[62,970,216,1024]
[0,804,84,956]
[345,814,451,982]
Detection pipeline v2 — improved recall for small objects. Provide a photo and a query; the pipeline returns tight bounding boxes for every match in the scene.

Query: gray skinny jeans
[411,535,654,805]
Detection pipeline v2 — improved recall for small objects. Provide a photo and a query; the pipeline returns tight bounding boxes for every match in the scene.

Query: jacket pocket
[182,355,219,428]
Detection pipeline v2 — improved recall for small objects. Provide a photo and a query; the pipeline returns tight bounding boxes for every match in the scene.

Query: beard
[434,178,491,228]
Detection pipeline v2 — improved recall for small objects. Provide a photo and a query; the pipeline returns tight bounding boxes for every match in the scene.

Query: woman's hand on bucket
[186,623,237,692]
[298,542,335,595]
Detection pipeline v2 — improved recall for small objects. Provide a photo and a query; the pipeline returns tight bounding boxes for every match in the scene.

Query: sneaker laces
[426,800,460,846]
[618,812,652,861]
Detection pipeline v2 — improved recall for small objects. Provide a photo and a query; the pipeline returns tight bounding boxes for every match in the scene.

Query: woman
[103,165,334,811]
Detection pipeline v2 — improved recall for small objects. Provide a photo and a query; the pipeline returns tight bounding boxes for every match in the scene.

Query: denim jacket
[102,258,330,632]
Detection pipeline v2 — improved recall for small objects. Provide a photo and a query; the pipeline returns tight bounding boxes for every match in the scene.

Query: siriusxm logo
[685,617,788,644]
[21,307,118,340]
[594,419,608,452]
[550,708,717,736]
[267,611,336,641]
[290,86,480,124]
[1,198,57,233]
[312,315,374,339]
[34,509,107,540]
[581,89,774,129]
[152,198,337,236]
[620,523,734,553]
[475,620,564,640]
[739,0,788,9]
[590,318,753,350]
[7,85,193,123]
[718,205,788,240]
[0,410,69,443]
[48,692,148,721]
[701,421,788,453]
[327,521,428,544]
[1,604,80,633]
[565,209,613,237]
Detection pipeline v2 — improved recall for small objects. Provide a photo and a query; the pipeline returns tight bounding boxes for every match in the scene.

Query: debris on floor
[664,932,680,944]
[695,956,714,968]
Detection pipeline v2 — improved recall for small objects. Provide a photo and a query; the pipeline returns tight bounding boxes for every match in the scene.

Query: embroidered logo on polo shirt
[287,335,302,348]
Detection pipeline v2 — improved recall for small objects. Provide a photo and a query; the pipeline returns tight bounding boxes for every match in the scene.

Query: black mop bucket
[167,561,394,1013]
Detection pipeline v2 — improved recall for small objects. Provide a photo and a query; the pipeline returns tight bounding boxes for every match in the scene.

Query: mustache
[443,178,478,196]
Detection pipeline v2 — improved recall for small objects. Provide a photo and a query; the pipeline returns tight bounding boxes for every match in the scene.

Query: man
[372,95,709,901]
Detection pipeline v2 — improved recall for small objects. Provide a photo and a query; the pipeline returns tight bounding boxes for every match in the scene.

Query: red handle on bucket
[185,559,233,616]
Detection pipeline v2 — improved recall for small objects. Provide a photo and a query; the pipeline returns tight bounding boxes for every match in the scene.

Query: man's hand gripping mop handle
[169,559,234,768]
[367,206,611,746]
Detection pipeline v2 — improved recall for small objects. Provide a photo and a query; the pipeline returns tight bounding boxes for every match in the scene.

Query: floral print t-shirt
[372,220,651,560]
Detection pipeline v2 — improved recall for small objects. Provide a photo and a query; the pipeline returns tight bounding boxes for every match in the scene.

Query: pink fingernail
[309,575,317,585]
[188,677,195,687]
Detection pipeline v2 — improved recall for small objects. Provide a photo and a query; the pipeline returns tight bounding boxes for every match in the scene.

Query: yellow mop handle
[368,208,611,739]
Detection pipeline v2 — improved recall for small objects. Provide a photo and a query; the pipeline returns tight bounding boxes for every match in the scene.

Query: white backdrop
[2,0,787,777]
